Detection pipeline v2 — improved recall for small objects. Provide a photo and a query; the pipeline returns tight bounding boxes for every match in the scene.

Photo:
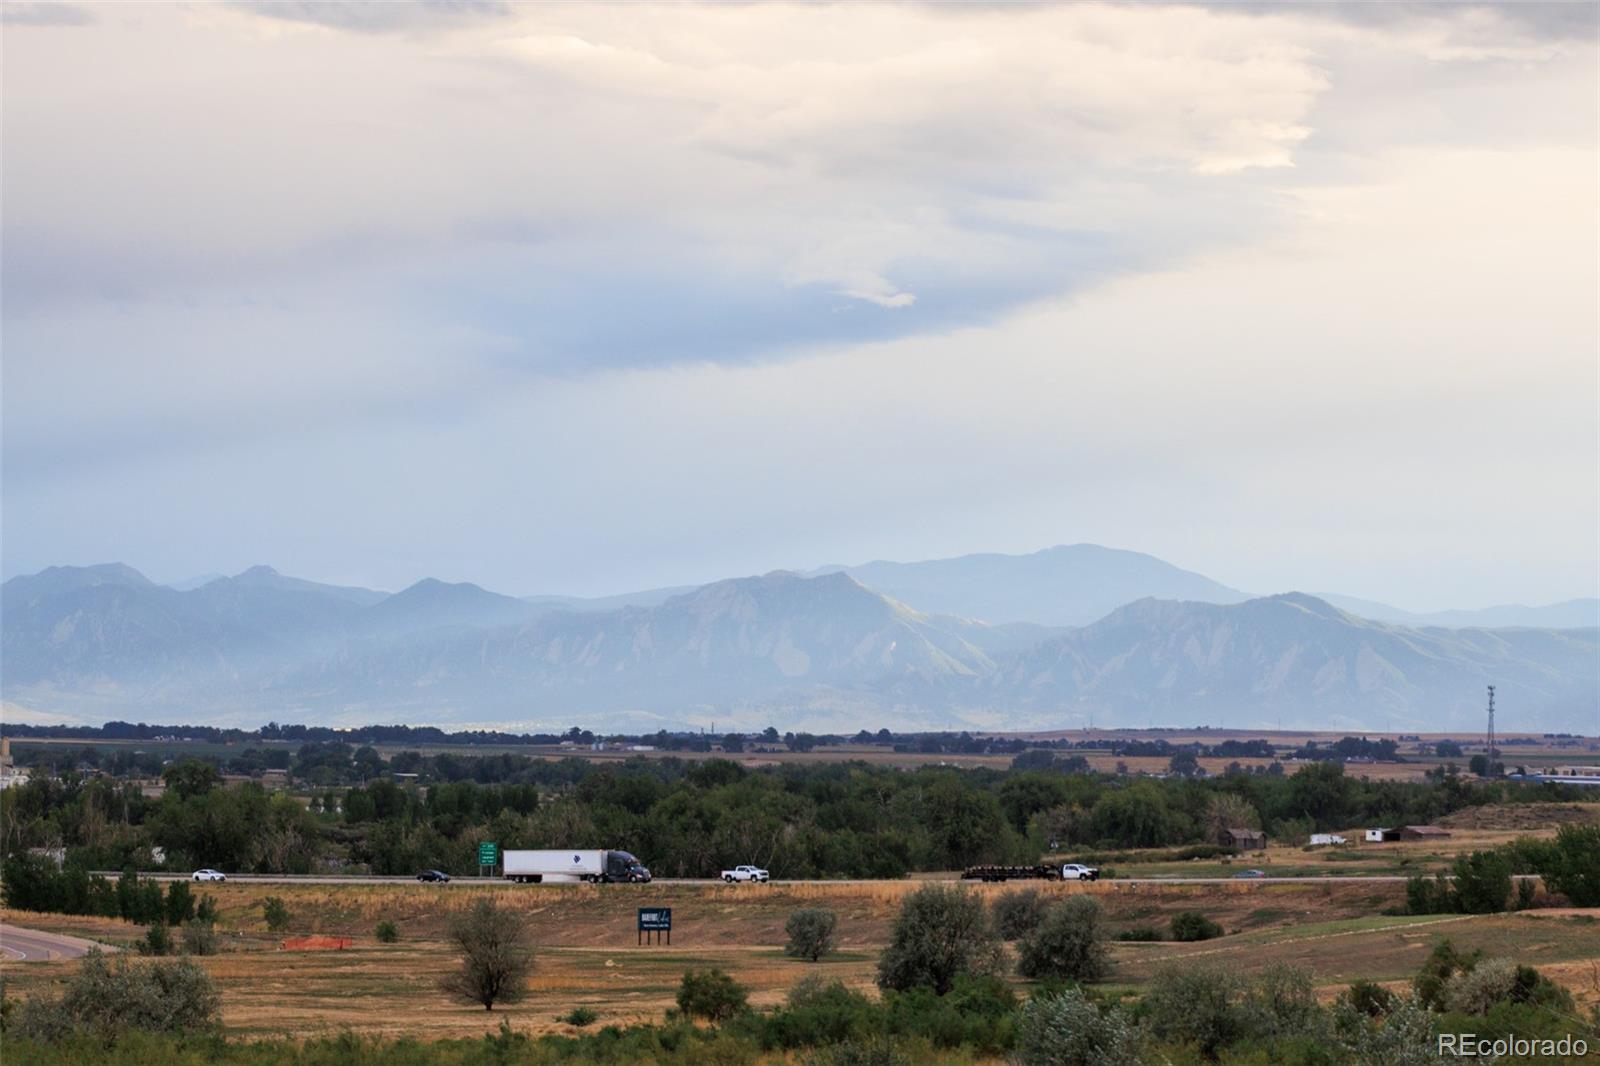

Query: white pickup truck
[1059,863,1100,881]
[721,864,770,883]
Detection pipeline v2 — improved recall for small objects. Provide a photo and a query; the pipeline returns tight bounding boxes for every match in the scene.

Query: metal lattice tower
[1486,685,1497,762]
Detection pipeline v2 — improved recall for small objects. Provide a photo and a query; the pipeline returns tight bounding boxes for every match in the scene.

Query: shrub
[1443,957,1518,1016]
[195,895,218,925]
[12,949,219,1042]
[1242,963,1325,1040]
[881,975,1016,1054]
[1536,823,1600,905]
[876,885,1001,995]
[1513,877,1536,910]
[766,977,876,1049]
[803,1035,910,1066]
[1015,896,1110,982]
[1115,926,1162,942]
[785,908,839,962]
[441,898,534,1011]
[1443,957,1574,1016]
[1344,979,1397,1018]
[262,896,290,932]
[1333,995,1436,1066]
[180,919,217,956]
[375,920,399,943]
[1015,986,1138,1066]
[1413,940,1480,1011]
[992,890,1048,940]
[141,922,172,957]
[1169,911,1224,942]
[559,1006,598,1026]
[677,969,748,1023]
[1141,963,1246,1057]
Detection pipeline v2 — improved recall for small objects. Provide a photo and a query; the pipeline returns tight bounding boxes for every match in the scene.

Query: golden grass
[7,883,1598,1041]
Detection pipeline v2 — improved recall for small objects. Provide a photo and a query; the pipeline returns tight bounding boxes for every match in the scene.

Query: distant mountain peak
[232,565,283,583]
[1264,591,1345,616]
[393,577,491,599]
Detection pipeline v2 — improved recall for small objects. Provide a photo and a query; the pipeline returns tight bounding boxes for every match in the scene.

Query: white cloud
[1,1,1594,610]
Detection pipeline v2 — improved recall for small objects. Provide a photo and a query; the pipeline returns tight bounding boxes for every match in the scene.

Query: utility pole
[1486,685,1497,764]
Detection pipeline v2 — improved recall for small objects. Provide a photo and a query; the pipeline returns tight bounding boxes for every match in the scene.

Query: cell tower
[1485,685,1497,762]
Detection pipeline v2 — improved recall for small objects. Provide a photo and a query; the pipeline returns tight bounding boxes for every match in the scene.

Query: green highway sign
[478,842,498,867]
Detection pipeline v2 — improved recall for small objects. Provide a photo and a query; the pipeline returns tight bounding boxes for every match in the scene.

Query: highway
[0,923,114,962]
[96,872,1433,887]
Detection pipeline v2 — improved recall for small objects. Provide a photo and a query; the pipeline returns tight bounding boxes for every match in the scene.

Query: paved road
[0,923,113,962]
[95,872,1440,887]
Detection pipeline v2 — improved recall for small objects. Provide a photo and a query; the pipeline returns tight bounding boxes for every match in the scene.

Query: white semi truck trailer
[501,849,651,884]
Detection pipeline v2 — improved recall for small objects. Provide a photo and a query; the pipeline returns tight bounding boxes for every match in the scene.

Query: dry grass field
[7,875,1599,1041]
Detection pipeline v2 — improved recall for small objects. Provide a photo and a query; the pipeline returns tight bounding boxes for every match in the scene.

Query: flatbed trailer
[961,864,1059,883]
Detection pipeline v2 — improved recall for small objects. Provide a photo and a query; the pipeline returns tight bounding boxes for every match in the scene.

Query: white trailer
[501,849,651,884]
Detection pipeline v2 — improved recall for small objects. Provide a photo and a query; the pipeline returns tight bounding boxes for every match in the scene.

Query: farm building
[1398,825,1452,840]
[1308,833,1347,846]
[1365,828,1400,842]
[1224,828,1267,850]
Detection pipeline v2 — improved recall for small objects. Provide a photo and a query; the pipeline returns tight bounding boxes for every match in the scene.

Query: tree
[720,733,745,754]
[1167,750,1201,778]
[1015,896,1110,982]
[441,898,533,1010]
[1536,823,1600,906]
[676,968,748,1022]
[1287,761,1354,826]
[1014,987,1139,1066]
[1468,754,1489,777]
[1451,850,1511,914]
[876,885,1001,995]
[1203,793,1260,847]
[1090,783,1189,848]
[161,759,222,802]
[164,880,195,926]
[784,908,838,962]
[923,776,1010,868]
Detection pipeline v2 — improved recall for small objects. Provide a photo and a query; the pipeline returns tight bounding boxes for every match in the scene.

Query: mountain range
[2,548,1595,733]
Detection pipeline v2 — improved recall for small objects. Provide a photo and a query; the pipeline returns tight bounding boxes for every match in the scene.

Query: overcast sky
[2,1,1596,611]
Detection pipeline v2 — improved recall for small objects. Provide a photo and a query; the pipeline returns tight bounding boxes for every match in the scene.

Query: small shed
[1224,828,1267,851]
[1365,828,1399,842]
[1399,825,1452,841]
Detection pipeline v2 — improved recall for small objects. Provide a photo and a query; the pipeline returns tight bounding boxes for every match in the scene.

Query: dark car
[416,869,450,883]
[1232,869,1267,879]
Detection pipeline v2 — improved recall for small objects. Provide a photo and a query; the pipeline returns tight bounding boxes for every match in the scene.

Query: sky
[2,1,1596,612]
